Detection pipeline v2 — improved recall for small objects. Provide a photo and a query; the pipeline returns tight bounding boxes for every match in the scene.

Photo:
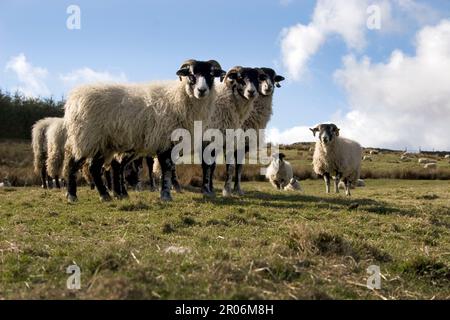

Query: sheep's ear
[310,128,319,137]
[176,68,191,80]
[274,75,285,88]
[279,153,286,160]
[335,128,340,136]
[212,69,226,81]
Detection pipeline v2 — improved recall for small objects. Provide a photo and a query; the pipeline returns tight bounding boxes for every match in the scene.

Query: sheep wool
[31,117,60,174]
[64,80,217,161]
[313,137,362,185]
[46,118,66,178]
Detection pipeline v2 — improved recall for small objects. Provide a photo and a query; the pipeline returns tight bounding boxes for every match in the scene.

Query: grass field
[1,179,449,299]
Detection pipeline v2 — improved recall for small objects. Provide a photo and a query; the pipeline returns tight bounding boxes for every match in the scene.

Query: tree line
[0,90,64,140]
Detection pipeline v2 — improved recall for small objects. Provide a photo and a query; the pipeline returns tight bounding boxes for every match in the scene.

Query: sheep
[45,118,66,188]
[310,123,362,196]
[445,155,450,159]
[418,158,436,164]
[31,117,61,188]
[338,179,365,190]
[265,153,301,191]
[63,59,225,202]
[424,163,437,169]
[369,150,379,155]
[201,66,261,197]
[363,155,373,162]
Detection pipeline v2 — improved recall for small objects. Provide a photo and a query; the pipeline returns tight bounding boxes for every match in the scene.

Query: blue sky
[1,0,450,150]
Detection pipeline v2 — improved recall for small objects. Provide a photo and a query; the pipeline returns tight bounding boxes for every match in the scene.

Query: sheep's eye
[238,78,246,86]
[188,75,196,84]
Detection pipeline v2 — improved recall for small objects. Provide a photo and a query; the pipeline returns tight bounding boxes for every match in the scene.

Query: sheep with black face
[201,66,261,197]
[63,59,225,202]
[310,123,362,196]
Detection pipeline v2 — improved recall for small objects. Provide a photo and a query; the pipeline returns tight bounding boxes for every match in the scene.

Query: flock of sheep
[31,58,365,203]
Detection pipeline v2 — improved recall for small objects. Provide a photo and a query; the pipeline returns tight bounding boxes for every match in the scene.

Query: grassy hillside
[0,180,449,299]
[1,139,450,187]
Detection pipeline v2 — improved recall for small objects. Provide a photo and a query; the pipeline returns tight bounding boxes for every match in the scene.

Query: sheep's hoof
[233,188,245,196]
[66,193,78,203]
[160,191,173,202]
[100,194,112,202]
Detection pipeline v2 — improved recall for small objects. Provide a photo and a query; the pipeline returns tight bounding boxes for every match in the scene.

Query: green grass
[1,179,449,299]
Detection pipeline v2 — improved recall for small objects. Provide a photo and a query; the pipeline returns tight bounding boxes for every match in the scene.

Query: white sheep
[265,153,301,191]
[424,163,437,169]
[310,124,362,196]
[45,118,66,188]
[338,179,365,190]
[63,59,225,202]
[418,158,436,164]
[31,117,61,188]
[445,155,450,159]
[363,155,373,162]
[202,67,261,197]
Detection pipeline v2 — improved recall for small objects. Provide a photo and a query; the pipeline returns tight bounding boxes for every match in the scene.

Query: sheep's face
[176,60,226,100]
[226,67,260,100]
[257,68,285,96]
[310,124,340,145]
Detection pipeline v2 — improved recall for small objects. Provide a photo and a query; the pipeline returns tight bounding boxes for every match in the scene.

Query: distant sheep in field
[363,155,373,162]
[424,163,437,169]
[418,158,437,164]
[338,179,365,190]
[369,150,379,155]
[444,155,450,159]
[265,153,301,191]
[311,124,362,196]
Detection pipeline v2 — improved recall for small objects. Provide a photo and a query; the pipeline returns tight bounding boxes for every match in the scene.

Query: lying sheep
[311,124,362,196]
[63,59,225,202]
[201,66,261,197]
[418,158,437,164]
[31,117,61,188]
[424,163,437,169]
[265,153,301,191]
[338,179,365,190]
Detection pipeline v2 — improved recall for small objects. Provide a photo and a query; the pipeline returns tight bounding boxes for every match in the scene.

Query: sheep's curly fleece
[64,80,217,162]
[312,137,362,184]
[46,118,66,178]
[31,117,61,174]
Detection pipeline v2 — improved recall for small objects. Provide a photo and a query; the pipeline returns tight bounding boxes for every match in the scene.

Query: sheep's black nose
[198,88,207,95]
[248,89,255,96]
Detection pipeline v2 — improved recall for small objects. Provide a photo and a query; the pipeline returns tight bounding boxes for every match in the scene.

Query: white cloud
[280,0,370,80]
[60,67,128,88]
[333,20,450,151]
[5,53,50,97]
[279,0,442,80]
[266,126,315,145]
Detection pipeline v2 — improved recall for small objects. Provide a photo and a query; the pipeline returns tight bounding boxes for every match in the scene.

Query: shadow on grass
[192,189,414,216]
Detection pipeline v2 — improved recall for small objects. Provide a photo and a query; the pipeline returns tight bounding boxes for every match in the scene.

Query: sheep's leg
[90,154,112,202]
[40,166,48,189]
[111,159,123,199]
[270,179,279,190]
[145,156,157,192]
[223,163,234,198]
[47,175,54,189]
[209,161,216,193]
[54,175,61,189]
[201,146,215,197]
[334,173,341,194]
[157,149,173,202]
[104,169,112,191]
[66,157,85,203]
[118,155,135,199]
[171,166,182,193]
[345,178,352,197]
[323,173,331,194]
[233,164,244,196]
